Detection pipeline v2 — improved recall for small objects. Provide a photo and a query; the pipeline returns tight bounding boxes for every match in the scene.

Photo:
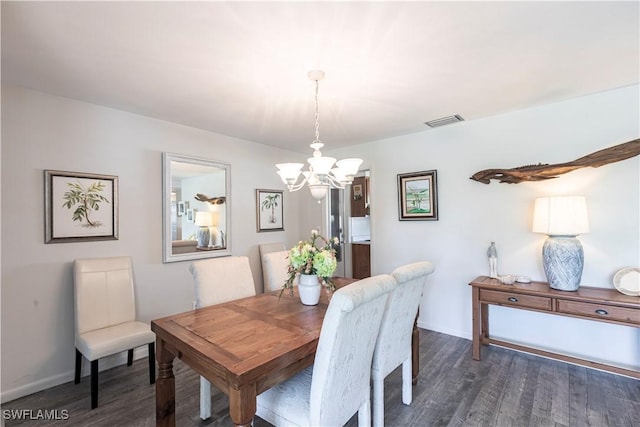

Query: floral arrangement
[282,230,338,296]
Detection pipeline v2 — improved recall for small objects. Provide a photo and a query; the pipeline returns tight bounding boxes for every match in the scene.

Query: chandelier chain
[313,79,321,145]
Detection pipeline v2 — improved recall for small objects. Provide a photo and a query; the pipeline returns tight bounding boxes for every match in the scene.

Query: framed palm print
[45,170,119,243]
[398,170,438,221]
[256,189,284,232]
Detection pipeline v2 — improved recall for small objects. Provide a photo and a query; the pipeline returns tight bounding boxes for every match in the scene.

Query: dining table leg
[228,384,257,427]
[155,338,176,427]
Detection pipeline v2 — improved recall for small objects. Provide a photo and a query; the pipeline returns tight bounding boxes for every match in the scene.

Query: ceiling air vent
[424,114,464,128]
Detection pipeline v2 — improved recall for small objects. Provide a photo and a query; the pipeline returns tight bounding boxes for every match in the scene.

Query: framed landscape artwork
[256,189,284,232]
[397,170,438,221]
[45,170,119,243]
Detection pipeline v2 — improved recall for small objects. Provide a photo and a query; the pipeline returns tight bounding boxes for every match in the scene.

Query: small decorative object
[282,230,338,305]
[471,138,640,184]
[498,274,516,285]
[516,276,531,283]
[256,189,284,232]
[532,196,589,291]
[45,170,118,243]
[613,267,640,296]
[397,170,439,221]
[487,242,498,278]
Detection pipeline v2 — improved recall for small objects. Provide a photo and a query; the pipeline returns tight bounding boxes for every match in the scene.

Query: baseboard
[417,319,471,341]
[1,346,150,404]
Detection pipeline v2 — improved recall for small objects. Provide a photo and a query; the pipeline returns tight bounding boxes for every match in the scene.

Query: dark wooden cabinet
[350,176,368,217]
[352,243,370,279]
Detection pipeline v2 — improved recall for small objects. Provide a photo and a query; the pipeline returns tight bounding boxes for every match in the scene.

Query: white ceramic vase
[298,274,321,305]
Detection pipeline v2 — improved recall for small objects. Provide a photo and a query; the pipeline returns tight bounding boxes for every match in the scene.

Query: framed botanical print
[397,170,438,221]
[256,189,284,232]
[45,170,119,243]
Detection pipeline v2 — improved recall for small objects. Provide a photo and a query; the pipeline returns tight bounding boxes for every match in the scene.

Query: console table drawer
[557,300,640,324]
[479,289,551,311]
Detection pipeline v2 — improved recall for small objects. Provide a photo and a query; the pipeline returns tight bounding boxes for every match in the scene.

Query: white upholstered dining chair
[371,261,435,427]
[256,274,397,427]
[262,250,290,292]
[189,256,256,420]
[73,256,156,409]
[259,242,286,291]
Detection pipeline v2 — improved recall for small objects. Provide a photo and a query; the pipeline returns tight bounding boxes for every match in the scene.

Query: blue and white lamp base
[196,227,210,248]
[542,236,584,291]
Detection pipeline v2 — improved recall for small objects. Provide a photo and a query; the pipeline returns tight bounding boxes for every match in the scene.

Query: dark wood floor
[3,329,639,426]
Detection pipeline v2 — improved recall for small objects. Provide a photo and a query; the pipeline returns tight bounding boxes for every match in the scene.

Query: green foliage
[62,181,110,227]
[281,230,338,298]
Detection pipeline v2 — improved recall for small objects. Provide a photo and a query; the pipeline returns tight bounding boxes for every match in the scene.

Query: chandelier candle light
[276,70,362,200]
[532,196,589,291]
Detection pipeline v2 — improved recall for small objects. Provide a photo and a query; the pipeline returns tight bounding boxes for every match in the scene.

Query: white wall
[0,86,307,402]
[327,85,640,371]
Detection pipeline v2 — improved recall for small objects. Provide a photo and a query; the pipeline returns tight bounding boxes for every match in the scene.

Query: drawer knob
[507,297,518,302]
[595,309,608,316]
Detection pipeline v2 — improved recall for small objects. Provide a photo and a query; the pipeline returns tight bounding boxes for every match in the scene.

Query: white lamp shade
[335,158,363,176]
[307,156,336,175]
[532,196,589,236]
[276,163,304,184]
[330,167,347,183]
[194,211,214,227]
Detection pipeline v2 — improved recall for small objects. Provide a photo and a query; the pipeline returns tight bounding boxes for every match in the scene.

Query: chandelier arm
[324,174,346,189]
[287,173,310,192]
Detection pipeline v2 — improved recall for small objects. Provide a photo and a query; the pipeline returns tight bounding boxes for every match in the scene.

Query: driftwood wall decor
[470,139,640,184]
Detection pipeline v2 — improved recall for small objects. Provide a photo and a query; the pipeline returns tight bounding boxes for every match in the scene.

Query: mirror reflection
[163,153,231,263]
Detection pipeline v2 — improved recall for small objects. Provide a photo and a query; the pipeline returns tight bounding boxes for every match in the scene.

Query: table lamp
[532,196,589,291]
[194,211,213,248]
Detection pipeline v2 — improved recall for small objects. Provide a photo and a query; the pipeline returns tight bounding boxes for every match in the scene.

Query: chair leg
[358,398,372,427]
[74,349,82,384]
[402,356,412,405]
[91,360,99,409]
[148,342,156,384]
[127,349,134,366]
[199,376,212,420]
[372,375,384,427]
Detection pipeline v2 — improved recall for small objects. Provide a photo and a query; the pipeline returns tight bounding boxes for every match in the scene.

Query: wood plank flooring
[2,329,638,426]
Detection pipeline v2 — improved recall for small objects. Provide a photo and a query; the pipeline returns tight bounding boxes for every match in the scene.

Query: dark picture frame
[45,170,119,243]
[256,189,284,232]
[397,170,438,221]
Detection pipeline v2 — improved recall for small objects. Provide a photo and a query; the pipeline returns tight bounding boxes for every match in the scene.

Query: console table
[469,275,640,379]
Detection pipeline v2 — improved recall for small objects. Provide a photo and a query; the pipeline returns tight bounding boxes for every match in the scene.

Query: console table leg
[472,286,481,360]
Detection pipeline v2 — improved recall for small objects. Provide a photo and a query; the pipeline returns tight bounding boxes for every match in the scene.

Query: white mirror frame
[163,152,231,263]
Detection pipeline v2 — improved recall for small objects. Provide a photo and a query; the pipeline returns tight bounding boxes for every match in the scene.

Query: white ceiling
[2,1,638,153]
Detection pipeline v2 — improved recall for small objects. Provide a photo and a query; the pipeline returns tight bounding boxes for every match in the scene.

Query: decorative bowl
[499,274,516,285]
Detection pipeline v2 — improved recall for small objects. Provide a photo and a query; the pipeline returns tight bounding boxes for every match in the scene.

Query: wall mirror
[163,153,231,263]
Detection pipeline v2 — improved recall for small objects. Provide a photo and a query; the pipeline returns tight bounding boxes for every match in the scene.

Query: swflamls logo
[2,409,69,420]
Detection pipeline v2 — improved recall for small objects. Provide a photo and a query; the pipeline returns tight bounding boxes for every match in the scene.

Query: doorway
[327,170,371,279]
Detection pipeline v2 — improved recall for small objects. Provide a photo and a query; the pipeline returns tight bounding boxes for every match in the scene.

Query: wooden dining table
[151,277,420,427]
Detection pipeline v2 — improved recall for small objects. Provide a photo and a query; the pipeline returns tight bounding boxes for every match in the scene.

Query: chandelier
[276,70,362,200]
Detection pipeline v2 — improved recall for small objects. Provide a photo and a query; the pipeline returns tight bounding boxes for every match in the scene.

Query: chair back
[309,274,397,426]
[189,256,256,308]
[74,256,137,336]
[262,250,290,292]
[259,242,286,290]
[373,261,435,377]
